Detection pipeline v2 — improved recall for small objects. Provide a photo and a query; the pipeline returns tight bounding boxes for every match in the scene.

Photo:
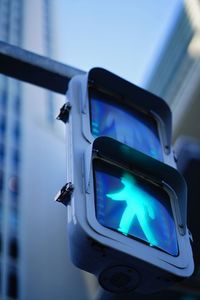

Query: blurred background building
[0,0,95,299]
[1,0,200,300]
[145,0,200,297]
[146,0,200,142]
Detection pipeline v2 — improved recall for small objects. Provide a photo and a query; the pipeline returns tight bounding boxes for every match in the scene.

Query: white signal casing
[64,68,194,294]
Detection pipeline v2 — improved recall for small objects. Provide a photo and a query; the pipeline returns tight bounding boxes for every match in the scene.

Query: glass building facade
[0,0,23,298]
[145,1,200,144]
[0,0,57,299]
[146,3,194,106]
[0,1,92,300]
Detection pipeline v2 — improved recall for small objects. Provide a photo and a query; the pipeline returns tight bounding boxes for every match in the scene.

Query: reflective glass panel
[93,159,178,256]
[89,89,163,161]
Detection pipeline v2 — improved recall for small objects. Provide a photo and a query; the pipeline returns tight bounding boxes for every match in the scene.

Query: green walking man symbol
[106,173,158,247]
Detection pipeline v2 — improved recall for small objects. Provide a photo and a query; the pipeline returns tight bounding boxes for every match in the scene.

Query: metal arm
[0,41,85,94]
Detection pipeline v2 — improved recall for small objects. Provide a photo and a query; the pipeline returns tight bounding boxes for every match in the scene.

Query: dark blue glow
[90,95,163,161]
[94,161,178,256]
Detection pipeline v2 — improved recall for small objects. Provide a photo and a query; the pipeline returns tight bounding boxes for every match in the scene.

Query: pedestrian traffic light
[56,68,194,293]
[94,156,178,257]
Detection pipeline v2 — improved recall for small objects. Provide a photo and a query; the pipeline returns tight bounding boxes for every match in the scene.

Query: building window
[8,176,18,193]
[9,237,18,260]
[0,115,6,136]
[8,175,19,205]
[0,233,2,254]
[12,148,20,170]
[0,170,3,193]
[7,267,18,299]
[13,95,21,115]
[13,121,21,142]
[0,90,7,111]
[0,144,5,164]
[0,263,1,295]
[9,207,18,236]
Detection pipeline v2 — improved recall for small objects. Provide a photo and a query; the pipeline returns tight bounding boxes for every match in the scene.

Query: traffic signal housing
[56,68,194,293]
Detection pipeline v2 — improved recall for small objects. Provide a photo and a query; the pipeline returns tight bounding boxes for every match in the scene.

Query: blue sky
[54,0,182,86]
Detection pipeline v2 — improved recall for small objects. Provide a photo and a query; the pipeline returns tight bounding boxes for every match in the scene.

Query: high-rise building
[0,1,96,299]
[0,0,23,298]
[145,0,200,141]
[145,3,200,295]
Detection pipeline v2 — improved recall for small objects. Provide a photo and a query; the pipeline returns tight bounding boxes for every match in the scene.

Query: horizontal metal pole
[0,41,85,94]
